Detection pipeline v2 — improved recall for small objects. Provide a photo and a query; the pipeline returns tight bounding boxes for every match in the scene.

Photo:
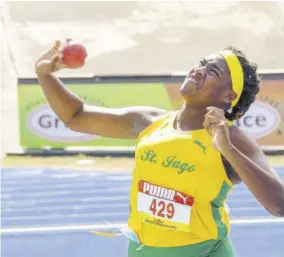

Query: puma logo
[175,192,192,205]
[194,140,209,154]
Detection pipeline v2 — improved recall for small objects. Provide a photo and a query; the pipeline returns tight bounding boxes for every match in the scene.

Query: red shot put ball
[61,43,88,68]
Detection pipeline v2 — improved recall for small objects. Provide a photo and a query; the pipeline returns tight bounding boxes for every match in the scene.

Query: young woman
[35,40,284,257]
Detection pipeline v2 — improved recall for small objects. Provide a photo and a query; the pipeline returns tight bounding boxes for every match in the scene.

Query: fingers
[205,124,218,137]
[36,55,65,75]
[36,38,71,66]
[203,107,228,135]
[53,40,61,50]
[203,115,218,128]
[204,107,226,124]
[203,114,227,130]
[204,121,227,137]
[206,107,224,112]
[36,40,60,65]
[205,107,225,119]
[51,54,60,65]
[204,107,226,125]
[54,38,72,49]
[66,38,72,44]
[54,56,68,70]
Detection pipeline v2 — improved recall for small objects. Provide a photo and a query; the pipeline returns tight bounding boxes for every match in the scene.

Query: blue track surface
[1,167,284,257]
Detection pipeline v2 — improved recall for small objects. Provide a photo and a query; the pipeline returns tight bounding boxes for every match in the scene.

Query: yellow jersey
[128,111,233,247]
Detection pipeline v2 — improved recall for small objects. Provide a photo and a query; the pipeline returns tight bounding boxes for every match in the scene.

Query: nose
[193,66,206,78]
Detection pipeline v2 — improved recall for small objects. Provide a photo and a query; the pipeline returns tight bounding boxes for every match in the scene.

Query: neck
[176,102,208,131]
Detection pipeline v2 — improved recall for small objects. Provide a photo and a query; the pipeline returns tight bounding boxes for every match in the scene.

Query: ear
[223,91,237,104]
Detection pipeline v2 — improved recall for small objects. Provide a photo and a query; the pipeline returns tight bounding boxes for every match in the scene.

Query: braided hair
[224,46,261,121]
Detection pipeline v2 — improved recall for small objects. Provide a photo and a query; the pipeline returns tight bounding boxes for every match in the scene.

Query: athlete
[35,40,284,257]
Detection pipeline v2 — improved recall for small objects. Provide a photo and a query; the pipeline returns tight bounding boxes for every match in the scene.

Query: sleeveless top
[127,111,233,247]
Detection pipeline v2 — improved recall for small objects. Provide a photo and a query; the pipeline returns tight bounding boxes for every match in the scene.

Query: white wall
[0,2,20,156]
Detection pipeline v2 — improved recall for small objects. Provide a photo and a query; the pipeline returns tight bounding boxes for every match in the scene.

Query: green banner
[18,83,174,148]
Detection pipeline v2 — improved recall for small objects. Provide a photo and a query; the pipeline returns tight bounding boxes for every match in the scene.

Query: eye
[199,58,207,67]
[208,63,220,78]
[209,69,219,76]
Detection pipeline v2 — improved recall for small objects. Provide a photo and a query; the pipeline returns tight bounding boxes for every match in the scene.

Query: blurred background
[1,1,284,257]
[1,0,284,155]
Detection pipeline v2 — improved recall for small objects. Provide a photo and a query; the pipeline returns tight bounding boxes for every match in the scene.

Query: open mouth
[186,77,199,86]
[188,77,197,83]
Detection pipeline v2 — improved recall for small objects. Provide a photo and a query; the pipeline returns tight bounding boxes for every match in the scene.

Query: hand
[35,39,71,75]
[203,107,232,152]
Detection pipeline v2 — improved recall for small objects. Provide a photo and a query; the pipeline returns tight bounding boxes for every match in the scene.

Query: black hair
[224,46,261,121]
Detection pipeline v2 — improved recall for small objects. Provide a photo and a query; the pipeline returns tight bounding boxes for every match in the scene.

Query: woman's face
[180,53,236,108]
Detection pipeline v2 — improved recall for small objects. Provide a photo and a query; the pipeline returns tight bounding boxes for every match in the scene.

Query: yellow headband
[219,50,244,107]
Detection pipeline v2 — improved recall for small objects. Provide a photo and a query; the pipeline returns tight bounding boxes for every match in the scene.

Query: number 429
[149,199,175,219]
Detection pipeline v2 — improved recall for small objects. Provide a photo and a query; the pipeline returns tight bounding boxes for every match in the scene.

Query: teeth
[188,78,197,84]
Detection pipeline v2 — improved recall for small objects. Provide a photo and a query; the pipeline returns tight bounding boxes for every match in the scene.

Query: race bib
[137,180,194,232]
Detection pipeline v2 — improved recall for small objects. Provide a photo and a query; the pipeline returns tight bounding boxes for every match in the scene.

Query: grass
[1,155,284,172]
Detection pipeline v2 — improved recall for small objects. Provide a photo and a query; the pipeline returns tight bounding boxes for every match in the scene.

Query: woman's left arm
[223,126,284,217]
[204,107,284,217]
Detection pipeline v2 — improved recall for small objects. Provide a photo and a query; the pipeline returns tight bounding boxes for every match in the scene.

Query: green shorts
[128,237,235,257]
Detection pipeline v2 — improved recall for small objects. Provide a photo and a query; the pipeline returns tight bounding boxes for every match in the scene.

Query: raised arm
[35,40,167,139]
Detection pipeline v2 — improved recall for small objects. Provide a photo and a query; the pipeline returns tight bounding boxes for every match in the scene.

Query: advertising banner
[164,78,284,148]
[251,79,284,147]
[18,76,284,149]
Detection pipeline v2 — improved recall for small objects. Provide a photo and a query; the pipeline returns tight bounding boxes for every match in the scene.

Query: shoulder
[228,125,261,155]
[119,106,168,137]
[228,124,273,175]
[125,106,167,115]
[135,110,175,142]
[125,106,168,124]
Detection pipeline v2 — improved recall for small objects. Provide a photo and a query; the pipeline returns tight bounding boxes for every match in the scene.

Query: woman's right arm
[35,41,167,139]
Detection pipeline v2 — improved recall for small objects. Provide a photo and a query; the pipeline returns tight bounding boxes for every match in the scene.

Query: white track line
[1,187,130,198]
[2,181,131,192]
[2,196,130,206]
[3,212,129,221]
[231,218,284,224]
[2,218,284,234]
[2,203,130,213]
